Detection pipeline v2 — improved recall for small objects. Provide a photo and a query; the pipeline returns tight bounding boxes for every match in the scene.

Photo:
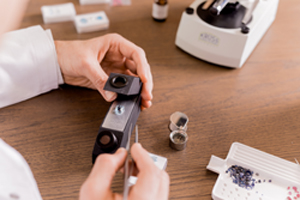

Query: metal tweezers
[123,125,138,200]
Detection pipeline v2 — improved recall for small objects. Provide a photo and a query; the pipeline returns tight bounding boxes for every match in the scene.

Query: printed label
[199,32,219,46]
[152,3,168,19]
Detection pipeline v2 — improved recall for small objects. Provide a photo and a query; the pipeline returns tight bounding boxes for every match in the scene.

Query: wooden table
[1,0,300,199]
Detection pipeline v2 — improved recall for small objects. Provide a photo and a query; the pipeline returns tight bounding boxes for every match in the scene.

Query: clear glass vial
[152,0,168,22]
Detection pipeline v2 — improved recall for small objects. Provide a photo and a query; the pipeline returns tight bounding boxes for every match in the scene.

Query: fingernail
[134,143,142,148]
[141,101,152,111]
[116,147,126,154]
[118,147,126,152]
[105,91,117,101]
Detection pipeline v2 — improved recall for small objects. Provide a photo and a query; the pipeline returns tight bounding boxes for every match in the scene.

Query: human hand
[54,34,153,109]
[79,143,169,200]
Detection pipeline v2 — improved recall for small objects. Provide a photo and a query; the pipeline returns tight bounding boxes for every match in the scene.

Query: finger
[124,59,152,109]
[141,99,152,109]
[134,60,153,104]
[140,69,153,103]
[125,59,153,109]
[157,171,170,199]
[129,144,159,198]
[125,60,152,109]
[84,60,117,102]
[119,160,139,176]
[131,164,140,177]
[125,69,137,77]
[88,148,127,190]
[114,193,124,200]
[112,35,153,102]
[125,58,137,74]
[130,143,156,172]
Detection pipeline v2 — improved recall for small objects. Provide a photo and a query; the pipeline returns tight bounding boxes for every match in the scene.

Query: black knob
[186,7,194,15]
[241,23,250,34]
[97,131,118,152]
[209,7,218,16]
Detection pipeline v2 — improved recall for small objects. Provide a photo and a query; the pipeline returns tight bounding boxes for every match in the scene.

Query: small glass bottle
[152,0,168,22]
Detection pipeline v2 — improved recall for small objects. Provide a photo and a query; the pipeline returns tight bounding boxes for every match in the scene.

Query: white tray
[206,142,300,200]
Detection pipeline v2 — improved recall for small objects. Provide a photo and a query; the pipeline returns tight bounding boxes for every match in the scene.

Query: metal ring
[110,75,128,88]
[169,129,188,151]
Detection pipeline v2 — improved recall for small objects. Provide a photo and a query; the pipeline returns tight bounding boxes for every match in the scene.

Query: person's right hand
[79,143,169,200]
[128,143,169,200]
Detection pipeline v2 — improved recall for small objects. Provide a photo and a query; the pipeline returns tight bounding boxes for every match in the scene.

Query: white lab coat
[0,25,64,200]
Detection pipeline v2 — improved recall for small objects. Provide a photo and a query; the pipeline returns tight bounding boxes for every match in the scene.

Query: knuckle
[135,47,146,57]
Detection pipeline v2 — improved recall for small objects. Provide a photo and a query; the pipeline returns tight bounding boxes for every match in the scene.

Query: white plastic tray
[207,142,300,200]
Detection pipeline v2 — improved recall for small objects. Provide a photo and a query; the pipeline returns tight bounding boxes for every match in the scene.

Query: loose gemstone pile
[226,165,255,189]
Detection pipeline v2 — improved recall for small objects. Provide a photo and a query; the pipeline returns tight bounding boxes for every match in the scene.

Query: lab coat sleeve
[0,139,43,200]
[0,25,64,109]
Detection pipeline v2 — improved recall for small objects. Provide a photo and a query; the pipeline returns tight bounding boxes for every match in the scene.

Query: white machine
[175,0,279,68]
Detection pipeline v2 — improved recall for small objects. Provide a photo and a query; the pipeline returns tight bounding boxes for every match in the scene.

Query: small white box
[148,152,168,170]
[79,0,111,5]
[41,3,76,24]
[74,11,109,34]
[128,152,168,186]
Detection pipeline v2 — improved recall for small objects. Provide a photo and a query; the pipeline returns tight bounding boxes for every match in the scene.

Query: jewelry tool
[92,73,142,163]
[123,125,138,200]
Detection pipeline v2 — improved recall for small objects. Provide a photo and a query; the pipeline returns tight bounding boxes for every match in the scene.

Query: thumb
[90,148,127,189]
[85,61,117,102]
[79,148,127,200]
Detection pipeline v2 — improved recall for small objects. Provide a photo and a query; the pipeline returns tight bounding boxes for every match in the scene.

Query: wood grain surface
[1,0,300,199]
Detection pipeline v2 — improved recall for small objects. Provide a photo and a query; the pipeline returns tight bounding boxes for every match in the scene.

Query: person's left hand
[54,33,153,109]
